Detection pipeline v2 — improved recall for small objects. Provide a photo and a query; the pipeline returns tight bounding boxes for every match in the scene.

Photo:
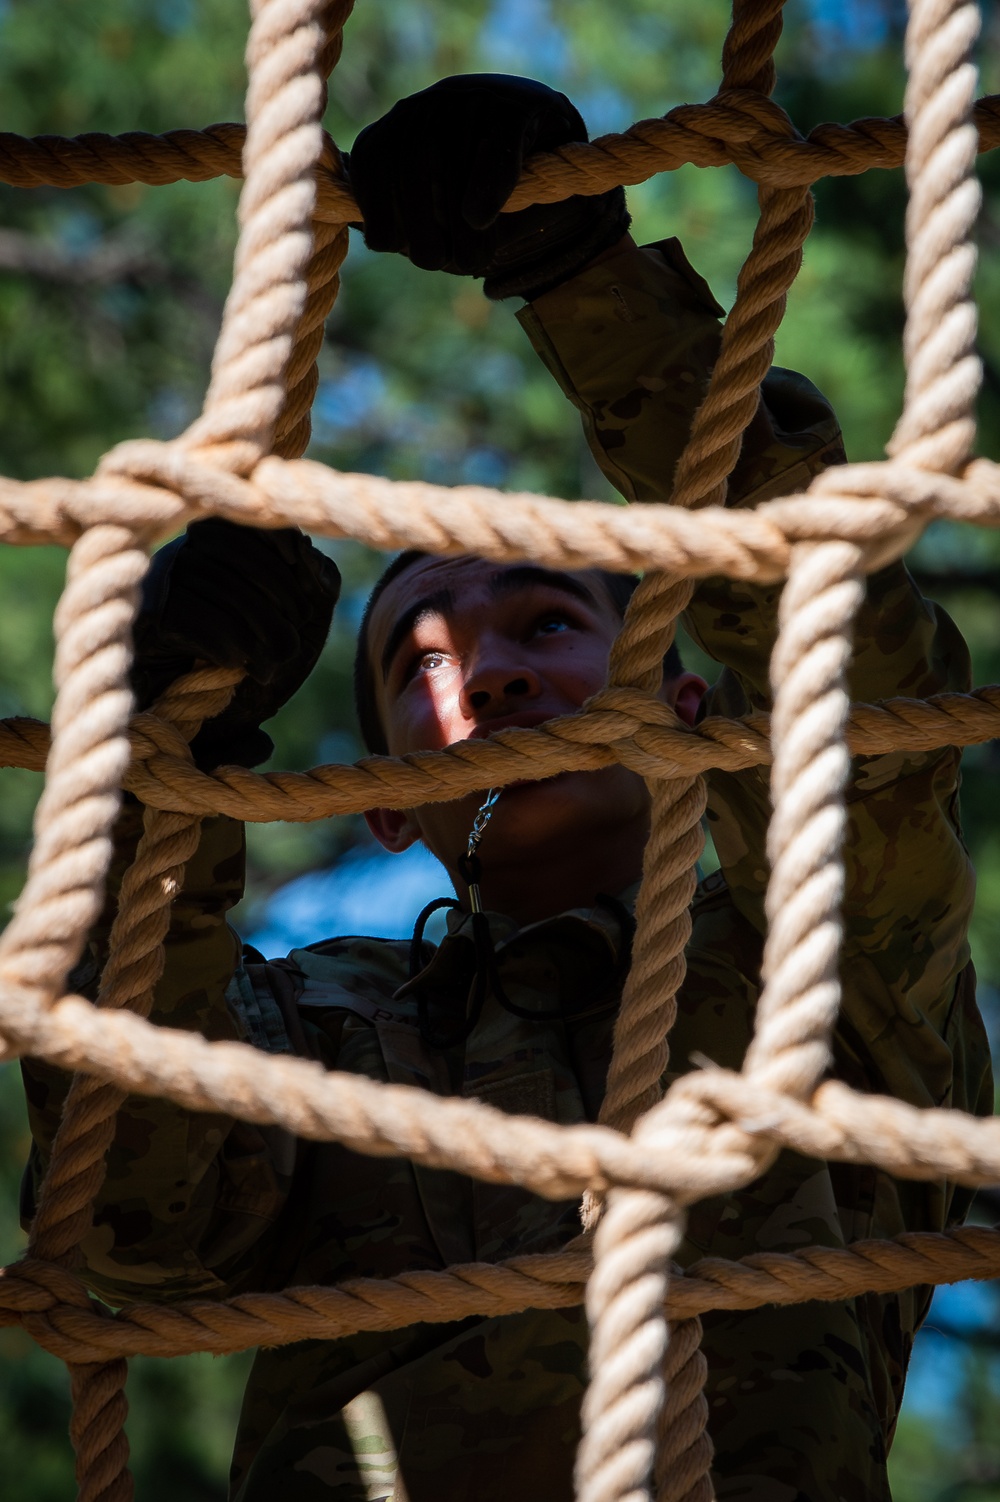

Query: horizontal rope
[0,681,996,821]
[7,994,1000,1216]
[1,446,999,595]
[1,93,998,218]
[2,1222,998,1366]
[2,20,998,1476]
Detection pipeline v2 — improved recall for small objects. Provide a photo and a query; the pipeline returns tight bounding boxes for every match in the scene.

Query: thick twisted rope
[25,677,225,1257]
[175,0,334,469]
[577,1186,684,1502]
[0,675,994,839]
[15,1004,1000,1212]
[3,1222,1000,1366]
[5,96,1000,212]
[0,523,147,1501]
[3,439,1000,584]
[1,0,999,1499]
[0,526,147,1034]
[654,1317,713,1502]
[582,0,809,1156]
[743,542,864,1095]
[597,778,707,1141]
[889,0,982,472]
[11,3,347,1496]
[581,10,801,1497]
[262,0,356,461]
[24,671,237,1502]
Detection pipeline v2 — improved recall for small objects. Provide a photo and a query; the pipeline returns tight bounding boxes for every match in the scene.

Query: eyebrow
[380,588,455,683]
[488,565,600,610]
[379,567,601,684]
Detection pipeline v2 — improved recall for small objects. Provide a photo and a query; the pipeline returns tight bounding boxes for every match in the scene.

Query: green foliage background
[0,1,999,1496]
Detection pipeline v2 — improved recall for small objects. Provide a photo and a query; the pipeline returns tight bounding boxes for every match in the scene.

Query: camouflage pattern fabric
[21,238,993,1502]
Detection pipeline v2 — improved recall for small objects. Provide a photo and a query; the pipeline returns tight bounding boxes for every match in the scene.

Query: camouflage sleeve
[19,805,296,1304]
[521,236,982,1105]
[516,235,845,508]
[524,235,991,1500]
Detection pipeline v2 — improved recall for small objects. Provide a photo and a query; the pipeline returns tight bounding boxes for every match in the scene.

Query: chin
[485,766,648,851]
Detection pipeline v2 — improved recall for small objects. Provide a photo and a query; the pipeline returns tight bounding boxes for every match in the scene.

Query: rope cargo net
[2,0,1000,1497]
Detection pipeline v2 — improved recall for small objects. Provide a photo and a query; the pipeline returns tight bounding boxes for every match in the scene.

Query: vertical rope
[888,0,982,473]
[25,668,238,1502]
[27,670,240,1262]
[25,0,357,1484]
[179,0,335,470]
[749,0,983,1098]
[579,8,797,1500]
[654,1317,713,1502]
[0,523,147,1500]
[273,0,357,460]
[719,0,785,96]
[596,777,706,1142]
[576,1187,685,1502]
[0,526,147,1039]
[742,542,864,1096]
[605,177,815,691]
[67,1361,132,1502]
[271,211,350,458]
[19,1,354,1487]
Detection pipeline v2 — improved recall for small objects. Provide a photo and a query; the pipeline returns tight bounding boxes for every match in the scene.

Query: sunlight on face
[371,555,623,756]
[363,555,657,902]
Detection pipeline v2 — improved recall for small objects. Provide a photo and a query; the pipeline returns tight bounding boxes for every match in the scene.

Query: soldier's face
[363,554,671,890]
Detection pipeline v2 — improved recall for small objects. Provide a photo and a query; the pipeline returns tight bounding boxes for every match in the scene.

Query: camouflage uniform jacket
[22,240,993,1502]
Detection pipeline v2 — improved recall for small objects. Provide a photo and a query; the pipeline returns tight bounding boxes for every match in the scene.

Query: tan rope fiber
[177,0,334,470]
[889,0,982,471]
[654,1317,713,1502]
[31,3,350,1493]
[577,1185,684,1502]
[5,96,1000,214]
[24,670,236,1501]
[0,521,147,1502]
[581,11,802,1493]
[1,678,1000,820]
[2,1,1000,1499]
[2,1222,999,1366]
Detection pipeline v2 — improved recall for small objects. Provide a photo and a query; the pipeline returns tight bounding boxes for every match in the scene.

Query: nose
[460,644,542,717]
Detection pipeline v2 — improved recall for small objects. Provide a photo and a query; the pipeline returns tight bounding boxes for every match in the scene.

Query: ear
[664,670,708,728]
[364,806,423,854]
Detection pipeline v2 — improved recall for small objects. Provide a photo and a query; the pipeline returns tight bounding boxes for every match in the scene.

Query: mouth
[464,713,590,797]
[467,711,566,741]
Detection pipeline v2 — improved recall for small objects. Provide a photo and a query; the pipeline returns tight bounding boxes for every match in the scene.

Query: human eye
[416,648,447,670]
[401,646,449,684]
[531,607,576,637]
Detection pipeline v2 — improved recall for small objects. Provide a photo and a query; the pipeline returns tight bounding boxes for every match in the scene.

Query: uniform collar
[395,881,640,1014]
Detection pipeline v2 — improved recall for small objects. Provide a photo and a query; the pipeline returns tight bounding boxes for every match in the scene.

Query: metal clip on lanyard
[413,785,634,1048]
[459,786,502,913]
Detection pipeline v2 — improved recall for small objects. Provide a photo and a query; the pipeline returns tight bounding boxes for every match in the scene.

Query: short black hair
[352,551,683,755]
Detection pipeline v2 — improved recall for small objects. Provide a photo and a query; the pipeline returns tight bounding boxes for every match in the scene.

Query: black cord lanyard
[412,788,501,1048]
[409,787,635,1049]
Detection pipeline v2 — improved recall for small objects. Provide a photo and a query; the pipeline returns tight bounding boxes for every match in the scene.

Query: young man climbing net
[19,71,993,1502]
[5,2,1000,1501]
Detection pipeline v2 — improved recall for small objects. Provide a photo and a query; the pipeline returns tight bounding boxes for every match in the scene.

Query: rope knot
[764,459,932,570]
[703,89,807,183]
[1,1257,95,1315]
[582,684,700,780]
[631,1070,779,1203]
[710,89,803,145]
[97,438,263,526]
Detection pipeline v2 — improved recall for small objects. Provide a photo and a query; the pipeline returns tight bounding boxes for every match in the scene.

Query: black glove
[132,520,341,769]
[346,74,630,300]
